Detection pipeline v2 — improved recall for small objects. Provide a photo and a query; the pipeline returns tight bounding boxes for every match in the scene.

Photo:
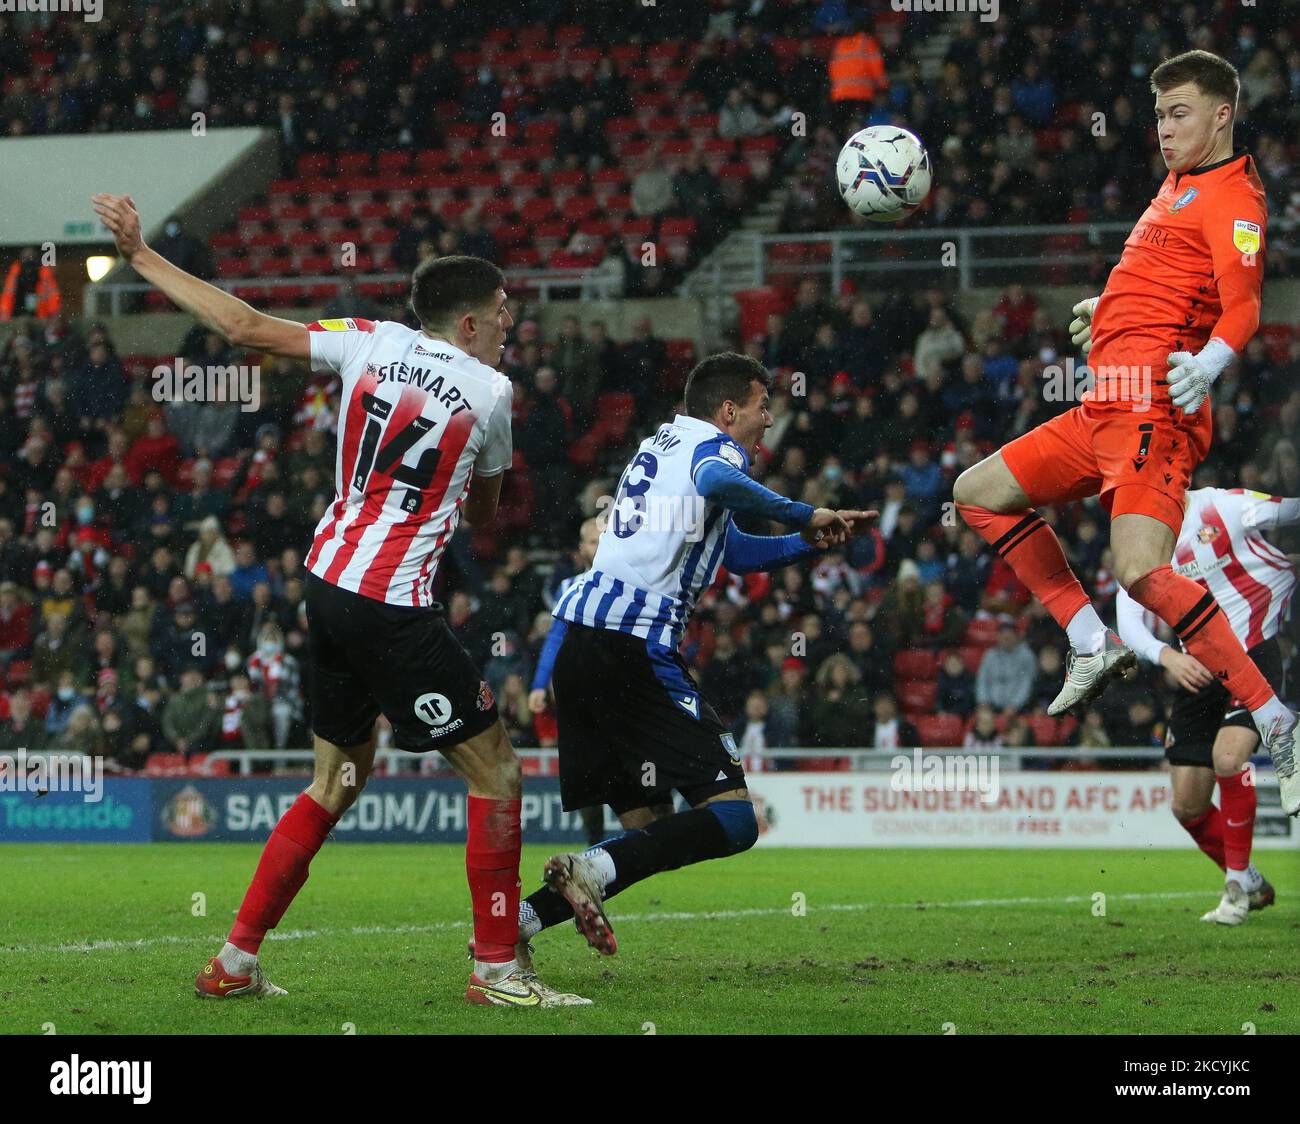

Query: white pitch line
[0,891,1213,956]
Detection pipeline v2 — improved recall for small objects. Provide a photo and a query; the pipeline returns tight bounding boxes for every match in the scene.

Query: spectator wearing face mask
[247,623,303,749]
[151,215,213,280]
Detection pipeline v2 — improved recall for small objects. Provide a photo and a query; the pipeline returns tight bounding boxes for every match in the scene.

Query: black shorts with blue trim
[1164,638,1285,768]
[551,622,747,813]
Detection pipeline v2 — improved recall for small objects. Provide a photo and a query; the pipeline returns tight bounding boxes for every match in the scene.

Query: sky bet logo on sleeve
[1232,219,1261,255]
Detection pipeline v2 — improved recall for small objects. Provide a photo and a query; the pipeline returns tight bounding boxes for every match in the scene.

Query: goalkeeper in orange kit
[951,49,1299,814]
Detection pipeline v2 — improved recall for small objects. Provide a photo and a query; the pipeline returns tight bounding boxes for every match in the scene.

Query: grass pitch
[2,844,1298,1035]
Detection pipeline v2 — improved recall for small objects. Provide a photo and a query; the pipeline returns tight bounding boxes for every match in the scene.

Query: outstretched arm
[92,193,310,359]
[722,522,817,574]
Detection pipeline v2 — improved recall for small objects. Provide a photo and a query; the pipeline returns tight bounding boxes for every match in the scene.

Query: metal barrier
[84,266,617,319]
[203,745,1169,778]
[687,217,1299,301]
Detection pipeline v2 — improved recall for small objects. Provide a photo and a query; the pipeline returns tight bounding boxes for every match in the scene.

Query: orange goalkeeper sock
[956,504,1092,629]
[1128,565,1273,711]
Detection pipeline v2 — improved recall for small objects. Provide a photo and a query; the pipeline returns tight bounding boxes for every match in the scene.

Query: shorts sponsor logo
[1232,219,1260,255]
[429,718,464,737]
[414,692,454,726]
[1169,187,1198,213]
[162,784,216,838]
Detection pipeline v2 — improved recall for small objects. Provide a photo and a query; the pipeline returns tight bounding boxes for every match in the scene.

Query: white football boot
[1200,880,1250,926]
[1048,631,1137,717]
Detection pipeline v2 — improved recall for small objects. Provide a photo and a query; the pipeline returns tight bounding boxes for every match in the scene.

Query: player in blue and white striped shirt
[515,353,874,971]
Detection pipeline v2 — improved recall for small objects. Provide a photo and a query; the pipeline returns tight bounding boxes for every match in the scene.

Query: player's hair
[683,353,773,420]
[1150,49,1240,115]
[409,255,504,331]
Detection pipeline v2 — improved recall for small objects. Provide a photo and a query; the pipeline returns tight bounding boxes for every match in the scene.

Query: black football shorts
[551,621,746,813]
[1165,638,1286,768]
[304,572,498,752]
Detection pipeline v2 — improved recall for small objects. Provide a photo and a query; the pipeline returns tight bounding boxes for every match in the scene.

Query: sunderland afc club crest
[1197,524,1221,545]
[163,784,216,838]
[1169,187,1198,213]
[476,680,495,711]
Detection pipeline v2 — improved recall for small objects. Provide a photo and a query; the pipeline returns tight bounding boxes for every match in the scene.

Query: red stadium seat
[296,153,332,177]
[561,194,599,222]
[964,618,1000,648]
[519,197,557,224]
[893,649,938,680]
[915,714,965,748]
[533,220,571,259]
[1027,714,1061,746]
[897,679,937,715]
[504,247,541,268]
[495,222,530,248]
[602,193,632,220]
[6,660,30,688]
[578,217,613,240]
[337,152,372,175]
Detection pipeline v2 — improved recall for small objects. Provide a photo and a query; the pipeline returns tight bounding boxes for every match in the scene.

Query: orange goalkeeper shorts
[1000,404,1201,535]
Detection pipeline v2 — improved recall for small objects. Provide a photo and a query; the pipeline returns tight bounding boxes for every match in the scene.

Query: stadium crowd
[0,266,1296,767]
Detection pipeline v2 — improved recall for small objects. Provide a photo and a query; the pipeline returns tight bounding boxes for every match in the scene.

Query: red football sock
[466,796,522,964]
[1182,805,1226,871]
[229,792,338,955]
[956,504,1090,627]
[1128,565,1273,710]
[1216,770,1256,871]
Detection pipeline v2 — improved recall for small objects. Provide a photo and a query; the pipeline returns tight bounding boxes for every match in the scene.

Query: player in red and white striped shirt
[93,192,587,1007]
[1118,487,1298,924]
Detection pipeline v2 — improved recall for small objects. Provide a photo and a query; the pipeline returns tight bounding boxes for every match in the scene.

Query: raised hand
[90,193,147,261]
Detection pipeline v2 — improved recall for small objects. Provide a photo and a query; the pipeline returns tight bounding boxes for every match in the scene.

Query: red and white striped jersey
[304,318,512,606]
[1118,487,1299,661]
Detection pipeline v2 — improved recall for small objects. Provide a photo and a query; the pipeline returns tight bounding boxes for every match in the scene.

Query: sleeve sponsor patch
[719,442,746,468]
[1232,220,1261,255]
[315,318,358,332]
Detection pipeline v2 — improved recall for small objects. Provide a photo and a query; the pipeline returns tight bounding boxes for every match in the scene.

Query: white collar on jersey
[416,332,467,357]
[671,413,725,437]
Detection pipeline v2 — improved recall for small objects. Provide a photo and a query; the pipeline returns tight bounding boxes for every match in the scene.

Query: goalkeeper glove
[1166,338,1235,415]
[1069,296,1100,355]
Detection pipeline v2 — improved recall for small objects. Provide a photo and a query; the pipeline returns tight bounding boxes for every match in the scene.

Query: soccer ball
[835,126,932,222]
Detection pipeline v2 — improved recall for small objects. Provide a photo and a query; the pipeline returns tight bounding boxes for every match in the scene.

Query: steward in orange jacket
[829,31,887,103]
[0,248,62,320]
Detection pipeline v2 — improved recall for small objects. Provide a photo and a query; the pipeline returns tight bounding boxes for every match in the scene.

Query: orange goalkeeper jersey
[1086,149,1266,457]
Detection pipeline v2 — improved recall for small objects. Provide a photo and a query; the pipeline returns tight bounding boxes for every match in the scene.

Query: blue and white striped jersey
[554,414,748,648]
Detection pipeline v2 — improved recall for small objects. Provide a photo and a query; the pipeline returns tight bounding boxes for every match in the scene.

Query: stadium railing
[200,746,1170,777]
[83,266,620,319]
[689,218,1299,299]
